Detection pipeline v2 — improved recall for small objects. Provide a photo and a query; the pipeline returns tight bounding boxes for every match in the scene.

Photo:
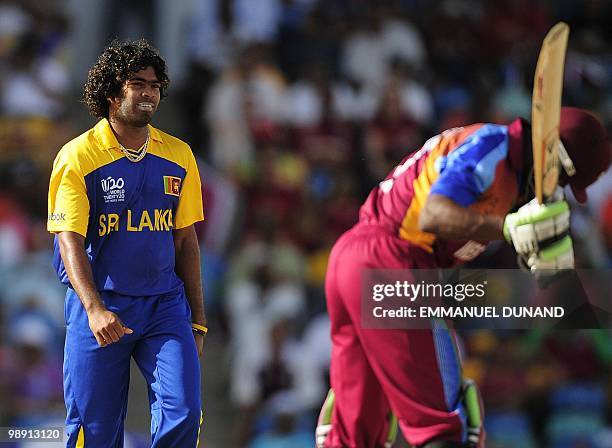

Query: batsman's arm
[174,225,207,354]
[58,231,132,345]
[419,194,505,241]
[421,193,572,271]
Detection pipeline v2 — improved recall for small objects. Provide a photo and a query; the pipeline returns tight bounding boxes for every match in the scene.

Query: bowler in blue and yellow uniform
[47,39,207,447]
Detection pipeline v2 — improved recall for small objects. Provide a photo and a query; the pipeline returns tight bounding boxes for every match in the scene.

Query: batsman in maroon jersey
[317,108,611,448]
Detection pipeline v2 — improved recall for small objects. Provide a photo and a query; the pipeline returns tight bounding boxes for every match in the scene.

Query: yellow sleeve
[174,148,204,229]
[47,149,90,237]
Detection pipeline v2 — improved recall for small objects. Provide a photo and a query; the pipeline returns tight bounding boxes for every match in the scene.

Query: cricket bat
[531,22,570,204]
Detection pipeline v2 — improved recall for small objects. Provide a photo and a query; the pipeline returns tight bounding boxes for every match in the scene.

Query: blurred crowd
[0,0,611,447]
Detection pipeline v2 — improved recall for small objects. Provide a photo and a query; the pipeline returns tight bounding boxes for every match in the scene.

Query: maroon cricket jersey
[358,121,525,267]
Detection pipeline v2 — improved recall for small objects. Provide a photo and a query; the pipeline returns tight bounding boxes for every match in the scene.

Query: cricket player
[316,108,611,447]
[47,39,207,447]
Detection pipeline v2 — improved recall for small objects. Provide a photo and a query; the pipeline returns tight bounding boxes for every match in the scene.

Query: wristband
[191,323,208,336]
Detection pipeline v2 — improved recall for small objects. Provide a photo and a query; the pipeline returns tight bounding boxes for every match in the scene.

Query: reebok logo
[454,241,486,261]
[48,212,66,221]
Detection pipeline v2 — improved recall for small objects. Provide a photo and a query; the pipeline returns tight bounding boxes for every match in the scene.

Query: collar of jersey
[94,118,164,152]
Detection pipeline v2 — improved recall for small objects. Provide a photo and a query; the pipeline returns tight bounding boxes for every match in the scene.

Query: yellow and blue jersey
[47,118,204,296]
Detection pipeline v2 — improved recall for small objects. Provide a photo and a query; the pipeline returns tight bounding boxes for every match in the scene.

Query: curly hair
[83,39,170,118]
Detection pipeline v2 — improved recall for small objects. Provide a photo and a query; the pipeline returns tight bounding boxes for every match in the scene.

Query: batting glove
[526,235,574,272]
[315,390,334,448]
[503,197,570,256]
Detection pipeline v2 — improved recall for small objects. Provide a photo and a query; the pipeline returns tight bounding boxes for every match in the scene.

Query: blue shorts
[63,287,202,447]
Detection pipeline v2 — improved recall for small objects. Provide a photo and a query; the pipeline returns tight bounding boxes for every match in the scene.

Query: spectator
[364,80,423,181]
[0,33,68,118]
[10,314,64,425]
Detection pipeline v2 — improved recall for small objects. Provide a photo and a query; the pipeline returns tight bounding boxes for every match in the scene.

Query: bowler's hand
[87,305,133,347]
[194,333,205,357]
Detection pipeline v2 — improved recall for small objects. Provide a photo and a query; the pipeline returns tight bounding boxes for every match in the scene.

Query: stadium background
[0,0,611,447]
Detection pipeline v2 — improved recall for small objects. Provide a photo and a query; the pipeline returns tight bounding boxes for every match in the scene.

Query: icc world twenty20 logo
[101,176,125,203]
[101,176,125,193]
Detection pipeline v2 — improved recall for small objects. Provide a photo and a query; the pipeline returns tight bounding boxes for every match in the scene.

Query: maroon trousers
[325,225,469,447]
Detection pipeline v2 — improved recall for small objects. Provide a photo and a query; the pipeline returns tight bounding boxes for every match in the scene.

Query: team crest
[163,176,181,196]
